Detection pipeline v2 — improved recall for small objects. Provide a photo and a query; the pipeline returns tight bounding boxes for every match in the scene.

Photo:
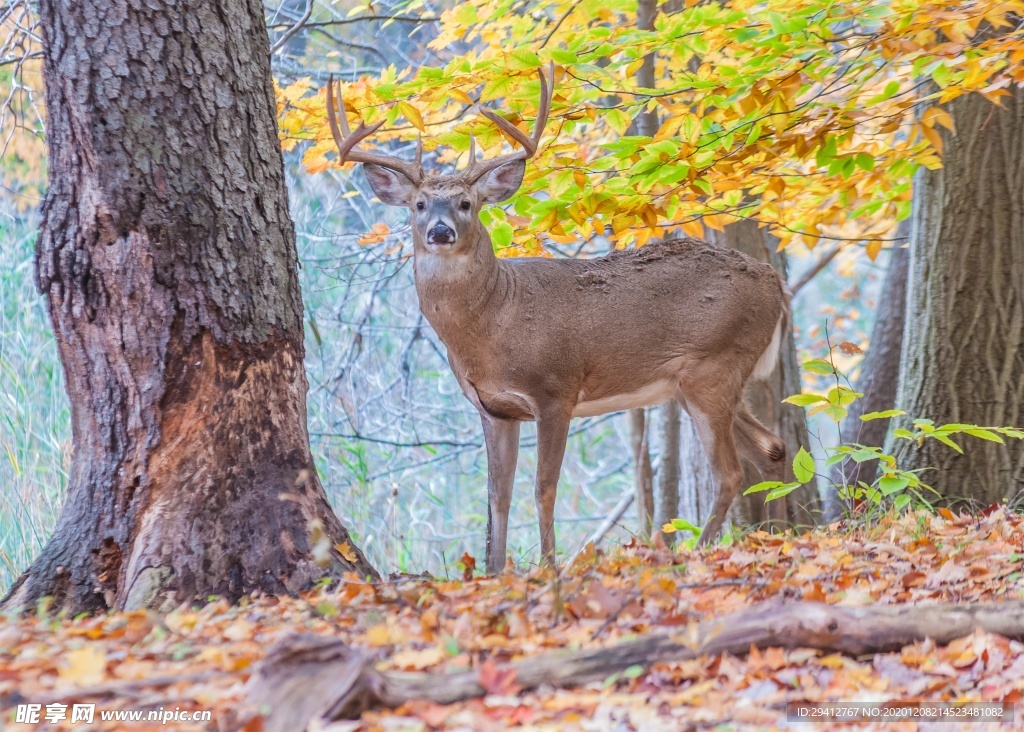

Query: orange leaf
[478,658,521,696]
[335,541,358,563]
[460,551,477,581]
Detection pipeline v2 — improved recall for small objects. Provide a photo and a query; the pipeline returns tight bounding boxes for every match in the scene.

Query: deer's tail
[752,277,791,381]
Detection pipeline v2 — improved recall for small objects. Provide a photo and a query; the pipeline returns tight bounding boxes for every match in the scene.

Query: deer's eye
[416,201,425,211]
[460,201,471,211]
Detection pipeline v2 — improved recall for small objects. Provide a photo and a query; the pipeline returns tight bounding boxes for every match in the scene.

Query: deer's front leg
[534,409,571,567]
[482,415,521,573]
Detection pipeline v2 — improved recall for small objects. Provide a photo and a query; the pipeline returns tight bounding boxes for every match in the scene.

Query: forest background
[1,0,1021,594]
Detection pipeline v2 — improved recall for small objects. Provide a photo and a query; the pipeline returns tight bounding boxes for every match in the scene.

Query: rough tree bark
[891,89,1024,505]
[2,0,376,614]
[678,221,818,529]
[825,234,910,519]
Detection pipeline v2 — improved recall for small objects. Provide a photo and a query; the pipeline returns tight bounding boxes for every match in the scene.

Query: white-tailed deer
[327,67,789,572]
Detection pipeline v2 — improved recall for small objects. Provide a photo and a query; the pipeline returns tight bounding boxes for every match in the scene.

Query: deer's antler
[326,76,424,185]
[464,63,554,183]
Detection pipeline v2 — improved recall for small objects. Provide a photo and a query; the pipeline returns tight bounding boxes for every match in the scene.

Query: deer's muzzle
[427,222,456,245]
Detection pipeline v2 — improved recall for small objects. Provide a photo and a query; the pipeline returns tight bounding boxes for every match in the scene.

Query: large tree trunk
[679,221,818,529]
[3,0,376,615]
[825,234,910,519]
[891,90,1024,505]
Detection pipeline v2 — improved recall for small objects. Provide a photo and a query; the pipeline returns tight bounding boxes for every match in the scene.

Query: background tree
[826,227,909,518]
[891,87,1024,506]
[3,0,375,614]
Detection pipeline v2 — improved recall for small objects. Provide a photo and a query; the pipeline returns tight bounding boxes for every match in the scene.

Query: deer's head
[327,67,552,255]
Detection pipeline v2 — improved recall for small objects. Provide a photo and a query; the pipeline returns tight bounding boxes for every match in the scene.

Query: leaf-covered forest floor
[3,508,1024,731]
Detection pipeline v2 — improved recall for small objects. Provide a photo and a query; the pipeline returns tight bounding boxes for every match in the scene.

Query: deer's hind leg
[733,402,788,526]
[675,367,745,545]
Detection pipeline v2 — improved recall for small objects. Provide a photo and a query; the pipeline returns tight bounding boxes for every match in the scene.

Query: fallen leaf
[478,658,521,696]
[58,646,108,686]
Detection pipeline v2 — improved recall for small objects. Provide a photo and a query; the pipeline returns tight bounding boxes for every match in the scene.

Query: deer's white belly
[573,379,676,418]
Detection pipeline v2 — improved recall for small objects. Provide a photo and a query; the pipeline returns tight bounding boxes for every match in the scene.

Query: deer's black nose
[427,223,455,244]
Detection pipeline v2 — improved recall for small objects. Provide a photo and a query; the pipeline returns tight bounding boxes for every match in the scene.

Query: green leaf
[783,392,827,406]
[930,433,963,453]
[792,446,816,483]
[861,409,905,421]
[963,428,1004,443]
[802,359,835,375]
[867,80,901,105]
[623,664,645,679]
[605,109,633,136]
[550,49,578,65]
[894,494,912,511]
[744,480,787,495]
[480,75,518,103]
[508,49,542,70]
[766,482,802,501]
[810,402,847,422]
[669,518,701,535]
[878,475,910,496]
[491,221,514,248]
[850,448,881,463]
[826,386,862,407]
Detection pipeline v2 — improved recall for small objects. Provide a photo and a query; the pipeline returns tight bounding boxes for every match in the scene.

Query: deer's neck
[413,233,509,343]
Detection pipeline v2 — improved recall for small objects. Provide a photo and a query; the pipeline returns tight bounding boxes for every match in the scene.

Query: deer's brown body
[419,237,784,422]
[327,67,789,572]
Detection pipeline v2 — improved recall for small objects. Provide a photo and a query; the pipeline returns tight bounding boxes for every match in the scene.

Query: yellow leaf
[680,220,704,237]
[919,122,944,156]
[654,115,685,143]
[866,239,883,261]
[59,647,108,686]
[336,541,358,563]
[391,646,446,670]
[366,625,392,646]
[398,101,425,132]
[448,88,474,105]
[920,106,955,133]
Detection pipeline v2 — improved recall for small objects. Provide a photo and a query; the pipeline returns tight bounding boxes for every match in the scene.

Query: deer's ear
[476,160,525,204]
[364,164,417,207]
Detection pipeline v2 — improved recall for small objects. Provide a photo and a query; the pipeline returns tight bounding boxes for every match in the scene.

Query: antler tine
[466,64,555,183]
[534,61,554,147]
[465,134,479,176]
[325,74,424,184]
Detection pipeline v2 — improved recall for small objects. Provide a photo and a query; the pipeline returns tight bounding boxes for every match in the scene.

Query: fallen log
[245,599,1024,731]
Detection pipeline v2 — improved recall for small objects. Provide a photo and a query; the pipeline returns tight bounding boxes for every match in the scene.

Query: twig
[269,0,313,55]
[267,16,439,29]
[569,491,635,565]
[790,244,842,296]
